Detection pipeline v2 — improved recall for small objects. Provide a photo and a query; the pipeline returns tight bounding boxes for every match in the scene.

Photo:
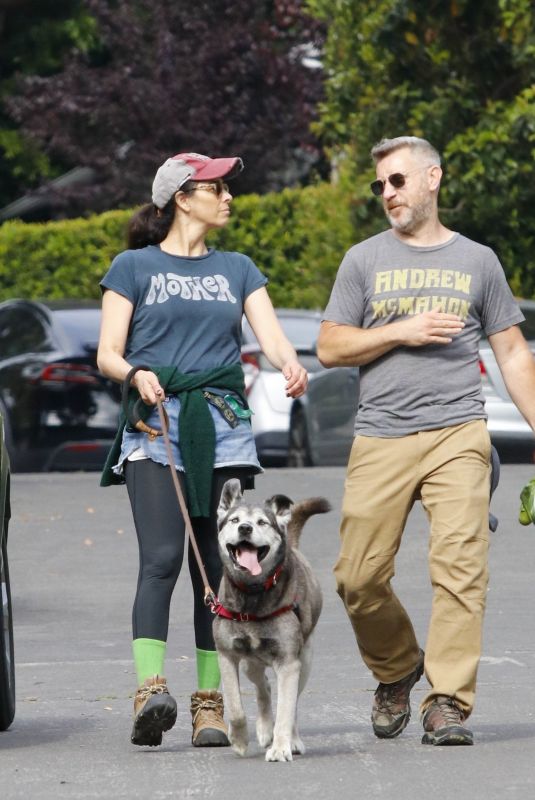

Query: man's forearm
[318,311,465,368]
[499,349,535,431]
[317,322,402,367]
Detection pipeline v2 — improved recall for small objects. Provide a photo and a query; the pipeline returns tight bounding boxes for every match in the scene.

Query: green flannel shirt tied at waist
[100,363,248,517]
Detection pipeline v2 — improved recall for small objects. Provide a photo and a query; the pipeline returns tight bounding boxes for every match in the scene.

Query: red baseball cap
[152,152,244,209]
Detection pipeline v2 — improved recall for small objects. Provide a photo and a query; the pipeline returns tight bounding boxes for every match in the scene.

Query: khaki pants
[334,420,491,717]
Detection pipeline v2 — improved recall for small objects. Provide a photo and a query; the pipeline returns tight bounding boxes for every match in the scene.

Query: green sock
[196,648,221,690]
[132,638,166,684]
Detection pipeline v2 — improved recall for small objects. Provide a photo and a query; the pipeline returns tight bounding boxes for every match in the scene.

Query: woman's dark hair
[127,181,196,250]
[127,198,175,249]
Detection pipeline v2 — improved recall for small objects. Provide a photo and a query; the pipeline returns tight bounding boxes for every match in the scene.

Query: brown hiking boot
[371,649,425,738]
[131,675,177,747]
[190,690,230,747]
[421,695,473,746]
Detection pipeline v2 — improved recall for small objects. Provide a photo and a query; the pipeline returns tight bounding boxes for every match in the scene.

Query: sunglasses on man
[370,166,432,196]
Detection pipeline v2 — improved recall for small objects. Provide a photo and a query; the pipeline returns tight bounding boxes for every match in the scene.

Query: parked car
[242,308,323,465]
[0,299,120,472]
[287,363,357,467]
[0,411,14,731]
[479,299,535,459]
[288,300,535,467]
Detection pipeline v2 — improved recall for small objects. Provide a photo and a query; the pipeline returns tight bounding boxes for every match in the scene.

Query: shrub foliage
[0,183,355,308]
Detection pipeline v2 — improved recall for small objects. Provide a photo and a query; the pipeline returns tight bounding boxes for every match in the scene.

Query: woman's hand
[132,369,164,405]
[282,360,308,398]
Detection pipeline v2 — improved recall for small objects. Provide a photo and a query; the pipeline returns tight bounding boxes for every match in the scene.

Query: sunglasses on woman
[370,166,431,196]
[188,180,230,197]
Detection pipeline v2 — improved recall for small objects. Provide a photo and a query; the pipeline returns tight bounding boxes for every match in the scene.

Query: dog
[213,478,330,762]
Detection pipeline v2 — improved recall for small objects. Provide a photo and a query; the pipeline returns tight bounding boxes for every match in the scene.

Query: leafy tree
[306,0,535,295]
[5,0,326,215]
[0,0,97,207]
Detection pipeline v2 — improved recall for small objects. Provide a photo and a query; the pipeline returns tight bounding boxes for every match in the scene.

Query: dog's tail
[288,497,331,548]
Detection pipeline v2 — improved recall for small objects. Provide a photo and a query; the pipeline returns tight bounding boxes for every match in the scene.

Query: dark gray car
[0,299,120,472]
[0,412,14,731]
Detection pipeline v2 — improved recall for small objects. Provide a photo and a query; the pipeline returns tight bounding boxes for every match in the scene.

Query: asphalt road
[1,464,534,800]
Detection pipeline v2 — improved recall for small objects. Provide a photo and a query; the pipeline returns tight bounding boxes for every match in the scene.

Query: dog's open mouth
[227,542,269,576]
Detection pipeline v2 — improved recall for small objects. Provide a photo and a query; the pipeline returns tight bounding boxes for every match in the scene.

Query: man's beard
[386,193,433,234]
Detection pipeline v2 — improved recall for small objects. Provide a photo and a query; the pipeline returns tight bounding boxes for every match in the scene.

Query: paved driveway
[1,465,534,799]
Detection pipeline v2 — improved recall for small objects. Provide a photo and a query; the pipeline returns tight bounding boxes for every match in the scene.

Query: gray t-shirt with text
[323,231,524,437]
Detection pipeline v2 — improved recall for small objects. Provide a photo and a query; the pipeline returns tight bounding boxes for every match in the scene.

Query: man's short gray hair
[371,136,441,166]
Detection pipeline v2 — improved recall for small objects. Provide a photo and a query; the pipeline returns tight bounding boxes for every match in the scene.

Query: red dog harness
[209,597,299,622]
[209,561,301,622]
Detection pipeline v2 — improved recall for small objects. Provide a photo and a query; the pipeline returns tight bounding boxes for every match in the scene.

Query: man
[317,136,535,746]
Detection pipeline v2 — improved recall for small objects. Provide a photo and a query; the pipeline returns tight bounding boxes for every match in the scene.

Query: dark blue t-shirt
[100,245,267,372]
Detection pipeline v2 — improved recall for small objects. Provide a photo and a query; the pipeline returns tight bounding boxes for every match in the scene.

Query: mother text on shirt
[145,273,238,305]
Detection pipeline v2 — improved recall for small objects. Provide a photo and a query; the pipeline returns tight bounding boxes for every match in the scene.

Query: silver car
[288,300,535,467]
[241,309,322,465]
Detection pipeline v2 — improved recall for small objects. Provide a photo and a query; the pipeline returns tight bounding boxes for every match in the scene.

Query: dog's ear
[265,494,293,530]
[217,479,243,525]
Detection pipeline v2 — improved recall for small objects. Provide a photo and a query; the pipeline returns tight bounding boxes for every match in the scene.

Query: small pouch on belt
[203,391,240,428]
[223,394,253,419]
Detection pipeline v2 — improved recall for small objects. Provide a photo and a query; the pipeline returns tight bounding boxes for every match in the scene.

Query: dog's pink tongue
[236,546,262,576]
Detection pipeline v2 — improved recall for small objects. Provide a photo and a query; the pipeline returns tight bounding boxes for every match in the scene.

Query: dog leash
[123,368,294,620]
[154,399,294,621]
[122,365,215,606]
[151,401,297,622]
[154,396,218,608]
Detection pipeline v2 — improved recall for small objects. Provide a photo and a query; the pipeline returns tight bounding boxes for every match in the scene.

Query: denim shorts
[112,394,262,476]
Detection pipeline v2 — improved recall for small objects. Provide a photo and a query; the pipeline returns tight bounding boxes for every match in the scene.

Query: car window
[519,305,535,340]
[253,352,322,373]
[54,310,101,349]
[242,313,321,347]
[273,316,321,346]
[0,307,53,358]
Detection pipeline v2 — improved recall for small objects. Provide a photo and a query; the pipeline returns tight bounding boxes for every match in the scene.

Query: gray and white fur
[214,478,330,762]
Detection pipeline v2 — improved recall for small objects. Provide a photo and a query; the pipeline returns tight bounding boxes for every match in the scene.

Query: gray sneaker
[421,695,473,746]
[371,649,425,738]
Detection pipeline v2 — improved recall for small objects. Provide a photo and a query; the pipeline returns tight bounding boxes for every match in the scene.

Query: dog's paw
[229,719,248,757]
[231,740,248,757]
[265,740,293,762]
[291,735,305,755]
[256,716,274,748]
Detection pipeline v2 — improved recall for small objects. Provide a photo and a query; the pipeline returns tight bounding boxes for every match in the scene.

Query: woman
[97,152,308,749]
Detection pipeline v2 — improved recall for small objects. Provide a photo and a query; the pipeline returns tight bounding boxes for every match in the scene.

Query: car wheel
[0,532,15,731]
[288,408,313,468]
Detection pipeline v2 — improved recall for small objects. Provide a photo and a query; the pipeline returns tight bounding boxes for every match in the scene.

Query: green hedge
[0,209,130,302]
[0,182,357,309]
[0,179,531,309]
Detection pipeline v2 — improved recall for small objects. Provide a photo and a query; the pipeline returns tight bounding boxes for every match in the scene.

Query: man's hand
[519,478,535,525]
[396,309,465,347]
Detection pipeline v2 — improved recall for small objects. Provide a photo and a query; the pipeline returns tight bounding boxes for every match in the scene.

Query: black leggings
[125,460,251,650]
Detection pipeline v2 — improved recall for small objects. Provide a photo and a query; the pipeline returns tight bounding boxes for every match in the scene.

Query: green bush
[211,183,356,308]
[0,182,357,309]
[0,209,130,301]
